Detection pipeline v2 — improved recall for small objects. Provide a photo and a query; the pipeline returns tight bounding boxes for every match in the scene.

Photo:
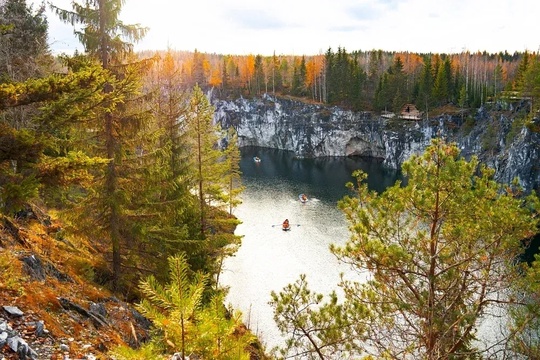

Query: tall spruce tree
[0,45,113,216]
[417,54,434,111]
[138,50,202,280]
[183,85,242,275]
[52,0,149,290]
[0,0,49,82]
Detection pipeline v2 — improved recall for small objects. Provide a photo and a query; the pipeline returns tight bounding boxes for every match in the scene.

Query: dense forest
[2,0,540,359]
[140,46,540,116]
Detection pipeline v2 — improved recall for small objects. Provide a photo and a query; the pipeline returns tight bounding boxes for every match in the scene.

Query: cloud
[32,0,540,56]
[224,8,289,30]
[346,3,383,21]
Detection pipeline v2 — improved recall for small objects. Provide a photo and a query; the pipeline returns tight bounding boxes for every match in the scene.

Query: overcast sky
[39,0,539,56]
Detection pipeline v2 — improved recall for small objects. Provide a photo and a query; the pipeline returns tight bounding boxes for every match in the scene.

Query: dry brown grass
[0,211,130,355]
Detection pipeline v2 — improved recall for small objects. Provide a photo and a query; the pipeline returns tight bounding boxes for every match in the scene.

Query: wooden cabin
[399,104,423,121]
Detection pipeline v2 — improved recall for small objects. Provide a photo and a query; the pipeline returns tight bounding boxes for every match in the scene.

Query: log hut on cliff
[399,103,423,120]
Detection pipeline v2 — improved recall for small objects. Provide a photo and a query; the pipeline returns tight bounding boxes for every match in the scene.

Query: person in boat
[283,219,290,229]
[301,194,307,202]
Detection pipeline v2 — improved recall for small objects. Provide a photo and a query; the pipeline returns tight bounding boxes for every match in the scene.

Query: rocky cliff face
[212,93,540,193]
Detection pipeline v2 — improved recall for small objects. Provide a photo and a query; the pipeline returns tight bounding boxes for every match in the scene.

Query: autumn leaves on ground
[0,208,147,358]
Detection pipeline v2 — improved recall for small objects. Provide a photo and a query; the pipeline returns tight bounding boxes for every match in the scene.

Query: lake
[219,147,401,350]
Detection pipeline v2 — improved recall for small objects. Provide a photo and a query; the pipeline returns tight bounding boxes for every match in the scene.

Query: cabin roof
[399,103,422,120]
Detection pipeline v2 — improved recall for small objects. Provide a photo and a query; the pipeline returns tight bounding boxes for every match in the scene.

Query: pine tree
[333,139,538,358]
[271,139,539,359]
[137,50,202,280]
[253,54,264,95]
[269,274,350,359]
[133,253,254,359]
[223,127,244,217]
[417,55,434,111]
[433,57,452,105]
[137,253,208,359]
[185,85,222,238]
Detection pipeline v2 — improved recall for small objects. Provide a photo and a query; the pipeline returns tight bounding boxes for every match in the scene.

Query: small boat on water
[254,156,261,163]
[299,193,308,203]
[282,219,291,231]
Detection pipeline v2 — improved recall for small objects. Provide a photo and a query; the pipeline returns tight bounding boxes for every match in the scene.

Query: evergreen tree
[333,139,538,358]
[0,57,112,215]
[521,54,540,114]
[324,48,335,103]
[129,50,202,281]
[417,54,434,111]
[513,51,531,92]
[271,139,539,359]
[433,57,452,105]
[271,51,282,94]
[183,85,243,276]
[132,253,255,360]
[388,55,407,112]
[223,127,244,216]
[185,85,222,238]
[292,56,307,96]
[0,0,49,82]
[52,0,149,290]
[253,54,264,95]
[269,274,350,359]
[191,49,207,87]
[374,73,389,111]
[509,251,540,358]
[137,253,208,359]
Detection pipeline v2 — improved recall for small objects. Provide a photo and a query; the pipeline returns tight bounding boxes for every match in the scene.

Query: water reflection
[240,146,402,203]
[220,147,401,351]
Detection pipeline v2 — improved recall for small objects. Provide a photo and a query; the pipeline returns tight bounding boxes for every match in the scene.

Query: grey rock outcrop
[1,308,38,359]
[213,93,540,193]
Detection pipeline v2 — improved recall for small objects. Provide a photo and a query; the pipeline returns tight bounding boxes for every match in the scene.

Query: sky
[36,0,540,56]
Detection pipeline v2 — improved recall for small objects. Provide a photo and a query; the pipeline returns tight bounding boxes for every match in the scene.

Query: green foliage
[325,47,367,109]
[520,54,540,114]
[224,127,244,216]
[185,85,235,239]
[269,274,354,359]
[272,139,539,359]
[0,124,42,214]
[433,57,452,105]
[291,56,307,97]
[110,342,166,360]
[332,138,539,358]
[481,121,500,153]
[374,55,408,112]
[195,294,255,360]
[0,0,50,82]
[137,253,207,356]
[50,0,147,65]
[505,116,526,145]
[416,55,434,111]
[135,254,253,359]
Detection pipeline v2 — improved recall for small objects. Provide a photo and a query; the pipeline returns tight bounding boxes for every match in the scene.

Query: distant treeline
[139,48,539,114]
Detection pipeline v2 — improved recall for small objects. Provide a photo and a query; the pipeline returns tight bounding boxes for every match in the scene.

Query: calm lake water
[219,147,401,350]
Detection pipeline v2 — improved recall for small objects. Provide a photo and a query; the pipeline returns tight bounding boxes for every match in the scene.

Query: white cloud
[38,0,540,55]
